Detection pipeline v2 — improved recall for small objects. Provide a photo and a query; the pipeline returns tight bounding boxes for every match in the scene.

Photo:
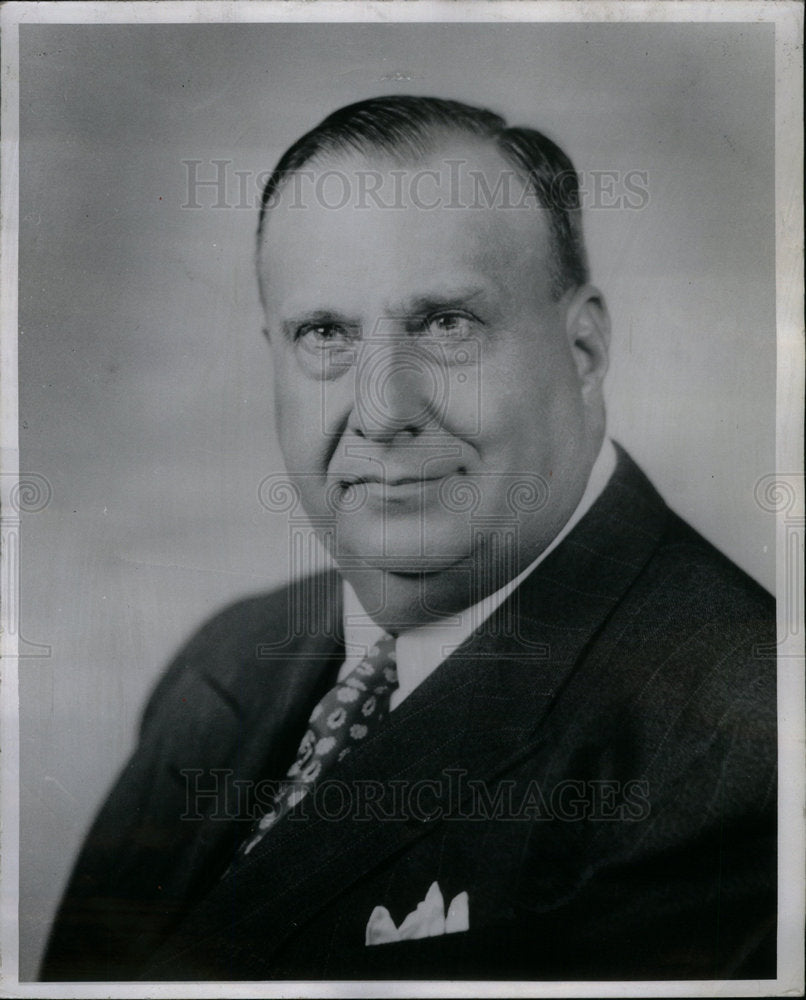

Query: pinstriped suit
[41,449,777,981]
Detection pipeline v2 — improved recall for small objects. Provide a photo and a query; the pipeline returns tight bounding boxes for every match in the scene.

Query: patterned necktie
[235,633,398,860]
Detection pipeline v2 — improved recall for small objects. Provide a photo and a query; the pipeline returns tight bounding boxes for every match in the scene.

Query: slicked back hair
[257,95,589,300]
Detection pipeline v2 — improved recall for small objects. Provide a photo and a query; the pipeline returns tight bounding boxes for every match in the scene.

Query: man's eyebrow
[389,286,491,315]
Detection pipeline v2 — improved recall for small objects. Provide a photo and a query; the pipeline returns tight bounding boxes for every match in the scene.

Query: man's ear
[562,284,610,397]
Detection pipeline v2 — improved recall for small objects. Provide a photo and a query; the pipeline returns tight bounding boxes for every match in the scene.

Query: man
[41,96,776,982]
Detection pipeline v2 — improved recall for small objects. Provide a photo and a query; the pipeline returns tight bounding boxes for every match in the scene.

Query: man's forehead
[276,133,540,212]
[259,136,552,270]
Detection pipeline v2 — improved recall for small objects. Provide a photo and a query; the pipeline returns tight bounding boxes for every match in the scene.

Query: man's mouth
[338,473,453,488]
[328,453,469,507]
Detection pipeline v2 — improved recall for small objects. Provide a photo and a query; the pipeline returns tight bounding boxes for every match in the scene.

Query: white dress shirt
[339,438,617,711]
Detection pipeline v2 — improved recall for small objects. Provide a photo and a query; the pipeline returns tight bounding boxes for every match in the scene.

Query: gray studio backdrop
[18,22,775,979]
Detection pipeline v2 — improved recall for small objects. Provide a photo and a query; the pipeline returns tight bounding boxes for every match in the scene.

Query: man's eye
[296,323,358,346]
[424,312,475,339]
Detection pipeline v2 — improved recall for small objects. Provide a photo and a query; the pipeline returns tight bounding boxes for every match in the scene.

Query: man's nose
[351,339,443,442]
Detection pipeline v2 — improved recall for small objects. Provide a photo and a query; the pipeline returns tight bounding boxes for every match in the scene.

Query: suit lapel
[145,448,671,976]
[170,575,347,890]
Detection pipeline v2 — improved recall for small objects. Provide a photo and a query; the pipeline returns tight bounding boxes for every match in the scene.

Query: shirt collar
[341,438,617,709]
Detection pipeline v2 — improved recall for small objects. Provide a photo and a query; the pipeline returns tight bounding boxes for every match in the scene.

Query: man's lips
[333,460,467,488]
[328,454,469,500]
[337,473,453,487]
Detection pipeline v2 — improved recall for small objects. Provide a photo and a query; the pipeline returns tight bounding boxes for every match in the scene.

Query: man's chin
[338,557,479,628]
[331,527,471,576]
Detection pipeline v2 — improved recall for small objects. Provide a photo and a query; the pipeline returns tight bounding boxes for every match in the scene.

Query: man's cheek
[275,379,317,449]
[279,422,329,476]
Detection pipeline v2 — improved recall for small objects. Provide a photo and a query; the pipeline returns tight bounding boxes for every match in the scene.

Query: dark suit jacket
[41,449,777,981]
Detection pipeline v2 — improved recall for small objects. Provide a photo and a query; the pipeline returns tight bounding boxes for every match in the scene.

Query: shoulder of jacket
[139,572,339,734]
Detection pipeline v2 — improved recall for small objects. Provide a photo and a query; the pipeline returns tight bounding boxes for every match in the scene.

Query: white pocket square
[365,881,469,946]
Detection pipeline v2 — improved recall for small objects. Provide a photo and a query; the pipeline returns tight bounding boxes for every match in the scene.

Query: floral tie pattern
[235,633,398,860]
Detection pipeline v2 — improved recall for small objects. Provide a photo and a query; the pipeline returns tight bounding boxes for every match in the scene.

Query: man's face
[260,136,606,620]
